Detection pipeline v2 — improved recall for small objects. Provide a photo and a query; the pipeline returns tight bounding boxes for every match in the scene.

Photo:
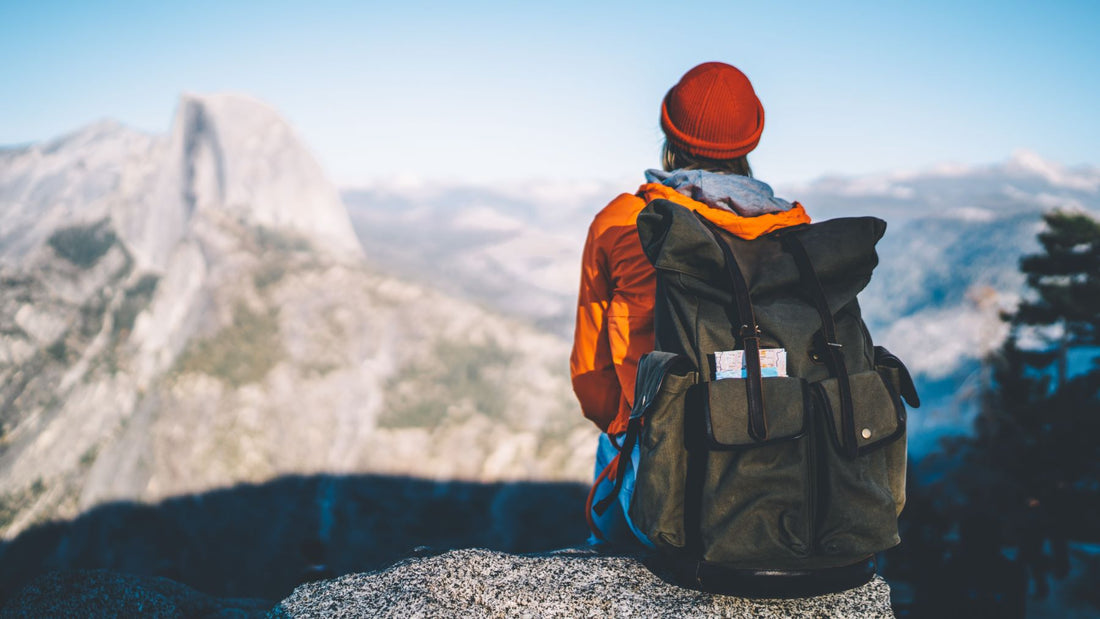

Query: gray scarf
[644,169,795,217]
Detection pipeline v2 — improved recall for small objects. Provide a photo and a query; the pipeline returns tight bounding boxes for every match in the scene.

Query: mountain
[342,153,1100,454]
[0,95,595,541]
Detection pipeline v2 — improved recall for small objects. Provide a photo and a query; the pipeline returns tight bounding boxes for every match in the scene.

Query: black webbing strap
[697,215,767,441]
[592,420,640,515]
[782,233,859,459]
[592,351,685,517]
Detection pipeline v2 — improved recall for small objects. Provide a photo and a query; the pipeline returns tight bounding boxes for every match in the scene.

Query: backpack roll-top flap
[785,217,886,297]
[637,199,726,280]
[703,377,809,449]
[816,371,906,456]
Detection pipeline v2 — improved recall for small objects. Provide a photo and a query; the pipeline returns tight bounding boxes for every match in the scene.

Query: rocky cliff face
[0,95,594,540]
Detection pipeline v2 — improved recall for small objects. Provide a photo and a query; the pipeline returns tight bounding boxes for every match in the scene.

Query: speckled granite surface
[272,547,894,618]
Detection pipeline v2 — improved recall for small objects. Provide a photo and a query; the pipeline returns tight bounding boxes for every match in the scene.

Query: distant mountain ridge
[786,149,1099,222]
[0,94,361,271]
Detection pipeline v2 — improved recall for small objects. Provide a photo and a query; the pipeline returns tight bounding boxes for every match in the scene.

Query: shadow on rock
[1,569,271,618]
[0,474,589,608]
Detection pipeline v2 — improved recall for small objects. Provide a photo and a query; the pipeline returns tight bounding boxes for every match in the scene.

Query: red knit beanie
[660,62,765,159]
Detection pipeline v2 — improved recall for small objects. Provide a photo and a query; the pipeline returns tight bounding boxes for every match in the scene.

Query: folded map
[715,348,788,379]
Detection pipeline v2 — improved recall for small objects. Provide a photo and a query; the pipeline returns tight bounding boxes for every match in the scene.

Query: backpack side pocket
[630,367,697,551]
[873,346,918,517]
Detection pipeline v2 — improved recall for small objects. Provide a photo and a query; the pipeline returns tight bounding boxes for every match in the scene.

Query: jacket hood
[635,170,810,240]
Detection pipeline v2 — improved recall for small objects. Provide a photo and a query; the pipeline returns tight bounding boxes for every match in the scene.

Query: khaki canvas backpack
[595,199,920,597]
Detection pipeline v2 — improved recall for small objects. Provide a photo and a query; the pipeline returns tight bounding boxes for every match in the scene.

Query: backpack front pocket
[814,370,907,558]
[703,377,809,448]
[817,371,906,456]
[697,377,817,567]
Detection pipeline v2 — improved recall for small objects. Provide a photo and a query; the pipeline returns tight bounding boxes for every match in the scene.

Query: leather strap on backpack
[697,215,768,441]
[781,233,860,459]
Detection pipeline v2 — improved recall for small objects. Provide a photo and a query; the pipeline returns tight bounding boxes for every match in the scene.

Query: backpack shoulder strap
[694,214,768,441]
[780,231,860,459]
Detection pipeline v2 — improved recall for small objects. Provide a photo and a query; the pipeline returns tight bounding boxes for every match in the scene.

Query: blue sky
[2,0,1098,187]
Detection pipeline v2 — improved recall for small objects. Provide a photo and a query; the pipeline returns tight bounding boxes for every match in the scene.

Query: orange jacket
[570,182,811,434]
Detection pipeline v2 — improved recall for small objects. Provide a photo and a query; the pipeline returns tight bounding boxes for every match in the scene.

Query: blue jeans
[589,433,654,548]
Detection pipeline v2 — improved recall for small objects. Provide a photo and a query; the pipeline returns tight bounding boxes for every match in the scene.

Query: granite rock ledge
[272,547,894,618]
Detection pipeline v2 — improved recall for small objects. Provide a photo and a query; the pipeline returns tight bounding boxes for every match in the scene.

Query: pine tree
[978,209,1100,597]
[1007,210,1100,532]
[892,210,1100,615]
[1012,210,1100,387]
